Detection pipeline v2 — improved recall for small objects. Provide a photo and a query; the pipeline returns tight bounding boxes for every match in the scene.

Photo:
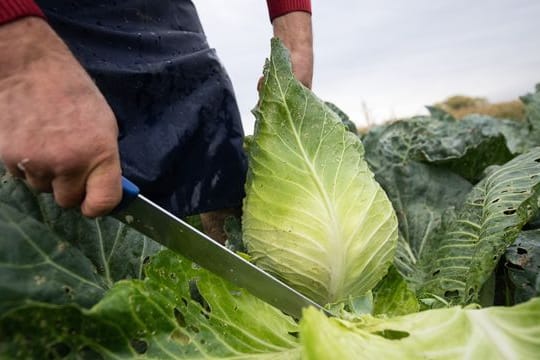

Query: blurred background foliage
[435,95,525,121]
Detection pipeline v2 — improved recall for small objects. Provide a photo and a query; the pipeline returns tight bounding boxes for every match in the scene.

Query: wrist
[272,11,312,52]
[0,17,70,79]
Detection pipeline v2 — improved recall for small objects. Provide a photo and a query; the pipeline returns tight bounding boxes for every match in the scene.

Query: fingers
[4,158,54,192]
[3,161,26,180]
[80,159,123,218]
[52,174,86,208]
[2,154,122,217]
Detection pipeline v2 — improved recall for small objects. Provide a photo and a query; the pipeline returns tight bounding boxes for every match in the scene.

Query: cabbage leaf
[1,250,300,359]
[243,39,398,305]
[301,298,540,359]
[0,166,161,313]
[416,148,540,305]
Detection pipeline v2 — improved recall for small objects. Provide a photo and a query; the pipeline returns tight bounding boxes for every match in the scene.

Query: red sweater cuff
[0,0,44,25]
[267,0,312,22]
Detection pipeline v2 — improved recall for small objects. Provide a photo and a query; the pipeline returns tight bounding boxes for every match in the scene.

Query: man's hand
[272,11,313,88]
[0,17,122,217]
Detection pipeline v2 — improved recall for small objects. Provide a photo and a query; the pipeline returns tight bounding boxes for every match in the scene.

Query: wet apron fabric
[36,0,247,217]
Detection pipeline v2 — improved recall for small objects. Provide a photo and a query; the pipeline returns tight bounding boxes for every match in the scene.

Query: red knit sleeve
[0,0,44,25]
[266,0,311,22]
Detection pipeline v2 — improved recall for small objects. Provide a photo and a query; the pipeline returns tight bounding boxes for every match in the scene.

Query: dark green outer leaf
[503,229,540,304]
[372,162,472,278]
[363,115,514,182]
[0,202,107,311]
[417,148,540,305]
[426,106,456,122]
[0,164,161,313]
[521,83,540,133]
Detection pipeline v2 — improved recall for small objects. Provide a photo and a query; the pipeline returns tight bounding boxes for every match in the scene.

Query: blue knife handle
[114,176,140,212]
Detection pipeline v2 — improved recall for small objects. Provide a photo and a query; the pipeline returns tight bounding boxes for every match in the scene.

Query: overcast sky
[196,0,540,134]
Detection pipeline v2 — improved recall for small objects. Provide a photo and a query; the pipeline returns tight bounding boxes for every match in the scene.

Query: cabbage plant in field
[1,39,540,358]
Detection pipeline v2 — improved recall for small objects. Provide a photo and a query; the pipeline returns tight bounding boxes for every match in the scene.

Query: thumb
[80,160,122,218]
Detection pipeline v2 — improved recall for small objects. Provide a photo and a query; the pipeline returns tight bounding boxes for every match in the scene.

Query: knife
[113,177,330,319]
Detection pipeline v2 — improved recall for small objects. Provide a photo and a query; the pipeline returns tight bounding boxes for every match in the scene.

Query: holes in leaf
[63,286,74,300]
[50,342,71,358]
[170,329,191,345]
[517,247,528,255]
[373,329,410,340]
[288,331,300,338]
[432,269,440,276]
[444,290,459,298]
[506,262,524,271]
[188,325,200,333]
[169,272,177,282]
[468,288,475,296]
[491,198,500,204]
[200,311,210,320]
[472,198,483,205]
[503,209,516,215]
[534,158,540,163]
[143,256,151,265]
[130,339,148,354]
[189,280,211,318]
[174,308,186,327]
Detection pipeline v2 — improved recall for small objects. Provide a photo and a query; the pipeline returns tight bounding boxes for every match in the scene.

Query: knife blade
[113,177,330,319]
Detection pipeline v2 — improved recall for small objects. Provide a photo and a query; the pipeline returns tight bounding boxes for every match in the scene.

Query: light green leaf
[373,266,419,317]
[1,250,300,359]
[243,39,398,305]
[416,148,540,305]
[300,298,540,359]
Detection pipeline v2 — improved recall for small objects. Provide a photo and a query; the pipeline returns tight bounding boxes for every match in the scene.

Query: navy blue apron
[36,0,247,217]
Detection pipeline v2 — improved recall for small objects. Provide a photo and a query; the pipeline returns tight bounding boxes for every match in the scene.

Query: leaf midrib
[269,60,344,300]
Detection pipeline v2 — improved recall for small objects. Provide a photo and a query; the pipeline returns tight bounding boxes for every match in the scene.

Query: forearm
[271,11,313,88]
[0,17,68,79]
